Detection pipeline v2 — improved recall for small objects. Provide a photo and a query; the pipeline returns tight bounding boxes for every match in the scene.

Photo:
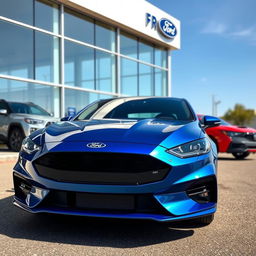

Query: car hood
[41,119,201,148]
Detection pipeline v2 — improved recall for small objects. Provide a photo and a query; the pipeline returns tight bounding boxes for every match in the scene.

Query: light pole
[212,95,221,116]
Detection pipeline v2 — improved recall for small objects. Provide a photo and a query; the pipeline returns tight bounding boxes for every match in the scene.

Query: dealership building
[0,0,180,117]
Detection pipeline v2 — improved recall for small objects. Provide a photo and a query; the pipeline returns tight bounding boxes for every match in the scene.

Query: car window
[9,102,50,116]
[220,119,231,126]
[76,98,195,121]
[103,99,193,121]
[0,102,7,110]
[76,99,112,120]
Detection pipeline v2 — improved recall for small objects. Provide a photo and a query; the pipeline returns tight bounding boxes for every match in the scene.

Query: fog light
[187,185,211,203]
[19,183,31,195]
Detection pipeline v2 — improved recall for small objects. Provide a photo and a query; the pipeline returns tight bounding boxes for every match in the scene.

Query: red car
[198,115,256,159]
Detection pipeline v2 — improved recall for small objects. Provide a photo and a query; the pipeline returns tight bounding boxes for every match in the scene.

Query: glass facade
[0,0,169,118]
[0,78,60,117]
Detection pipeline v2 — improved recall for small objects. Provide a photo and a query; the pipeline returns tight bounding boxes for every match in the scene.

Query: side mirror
[0,109,8,115]
[202,115,221,128]
[60,116,72,121]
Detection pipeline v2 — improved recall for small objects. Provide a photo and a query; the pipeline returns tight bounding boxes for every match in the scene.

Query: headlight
[21,137,40,154]
[24,118,44,125]
[167,138,211,158]
[222,131,245,137]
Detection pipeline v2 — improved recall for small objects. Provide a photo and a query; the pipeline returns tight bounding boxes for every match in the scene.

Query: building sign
[146,13,177,39]
[67,107,76,117]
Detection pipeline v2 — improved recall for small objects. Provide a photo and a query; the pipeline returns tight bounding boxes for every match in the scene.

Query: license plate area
[76,193,135,211]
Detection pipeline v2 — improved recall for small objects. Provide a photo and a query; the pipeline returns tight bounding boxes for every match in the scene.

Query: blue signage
[67,107,76,117]
[146,13,157,29]
[146,13,177,39]
[158,18,177,39]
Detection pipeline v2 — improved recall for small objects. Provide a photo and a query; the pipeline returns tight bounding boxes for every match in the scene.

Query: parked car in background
[198,115,256,159]
[0,100,59,151]
[13,97,220,225]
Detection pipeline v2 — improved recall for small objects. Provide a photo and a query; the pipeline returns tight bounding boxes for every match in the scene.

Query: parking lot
[0,153,255,256]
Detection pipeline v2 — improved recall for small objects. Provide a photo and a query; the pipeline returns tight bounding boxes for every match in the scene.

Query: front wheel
[232,152,250,160]
[8,127,24,152]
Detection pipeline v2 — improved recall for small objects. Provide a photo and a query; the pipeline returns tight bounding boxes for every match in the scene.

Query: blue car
[13,97,220,225]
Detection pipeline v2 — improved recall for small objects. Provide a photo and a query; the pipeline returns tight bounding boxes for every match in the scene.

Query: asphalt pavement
[0,153,255,256]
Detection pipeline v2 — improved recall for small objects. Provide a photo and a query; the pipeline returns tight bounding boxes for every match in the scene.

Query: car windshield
[220,119,231,126]
[9,102,50,116]
[76,98,195,121]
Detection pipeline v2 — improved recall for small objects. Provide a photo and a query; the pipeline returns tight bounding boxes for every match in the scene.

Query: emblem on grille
[86,142,106,148]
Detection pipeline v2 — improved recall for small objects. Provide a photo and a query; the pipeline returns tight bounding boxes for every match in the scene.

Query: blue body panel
[13,114,218,222]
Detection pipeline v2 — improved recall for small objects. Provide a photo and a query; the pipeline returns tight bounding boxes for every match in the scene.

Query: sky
[148,0,256,116]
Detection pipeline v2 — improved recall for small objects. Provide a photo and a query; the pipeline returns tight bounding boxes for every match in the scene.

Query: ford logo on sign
[158,18,177,39]
[86,142,106,149]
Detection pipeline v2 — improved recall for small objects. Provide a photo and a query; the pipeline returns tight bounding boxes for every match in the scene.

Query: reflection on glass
[121,58,138,95]
[64,40,95,89]
[35,32,59,83]
[155,47,167,68]
[120,32,138,59]
[139,64,153,96]
[65,88,113,116]
[0,21,33,79]
[0,78,60,117]
[96,51,116,92]
[139,41,154,64]
[64,8,94,45]
[35,0,59,33]
[155,69,167,96]
[95,21,115,51]
[0,0,33,25]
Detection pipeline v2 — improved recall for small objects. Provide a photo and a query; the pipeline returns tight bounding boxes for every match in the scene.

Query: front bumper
[227,136,256,153]
[13,144,217,222]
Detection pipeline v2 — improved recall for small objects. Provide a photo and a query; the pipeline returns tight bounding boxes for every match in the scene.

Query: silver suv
[0,100,59,151]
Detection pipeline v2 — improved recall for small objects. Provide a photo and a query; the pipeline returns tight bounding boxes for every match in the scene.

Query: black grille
[245,133,256,141]
[34,152,171,185]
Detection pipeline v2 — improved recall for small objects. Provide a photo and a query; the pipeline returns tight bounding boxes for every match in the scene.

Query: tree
[222,104,255,126]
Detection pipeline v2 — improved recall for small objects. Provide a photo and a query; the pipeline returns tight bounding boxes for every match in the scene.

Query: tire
[8,127,24,152]
[232,152,250,160]
[195,214,214,225]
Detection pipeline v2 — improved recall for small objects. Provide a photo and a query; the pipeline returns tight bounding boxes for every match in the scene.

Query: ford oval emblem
[158,18,177,39]
[86,142,106,149]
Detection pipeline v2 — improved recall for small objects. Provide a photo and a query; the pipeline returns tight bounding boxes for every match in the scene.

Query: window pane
[120,32,137,59]
[35,32,59,83]
[65,88,112,116]
[0,0,33,24]
[0,78,60,117]
[139,41,154,64]
[64,8,94,45]
[96,51,116,93]
[95,21,115,51]
[155,47,167,68]
[139,64,153,96]
[0,21,33,79]
[155,69,167,96]
[64,40,95,89]
[121,58,138,95]
[35,0,59,33]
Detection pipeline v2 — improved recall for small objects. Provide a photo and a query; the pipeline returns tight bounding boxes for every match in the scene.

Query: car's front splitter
[13,197,216,222]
